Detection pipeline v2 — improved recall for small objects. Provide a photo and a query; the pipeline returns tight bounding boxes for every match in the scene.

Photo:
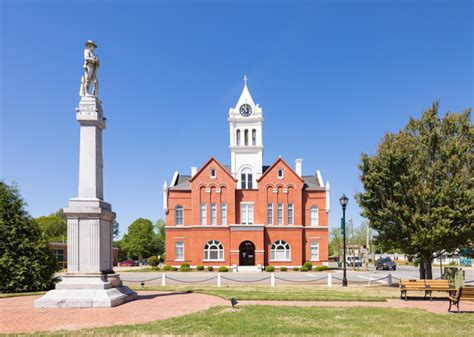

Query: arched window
[244,129,249,146]
[204,240,224,260]
[310,206,319,226]
[252,129,256,146]
[241,167,253,189]
[270,240,291,261]
[175,205,184,225]
[236,129,241,146]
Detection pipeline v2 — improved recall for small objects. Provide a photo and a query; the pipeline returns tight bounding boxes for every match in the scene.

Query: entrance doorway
[239,241,255,266]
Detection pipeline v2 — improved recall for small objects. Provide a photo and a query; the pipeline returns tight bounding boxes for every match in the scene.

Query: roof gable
[189,157,237,183]
[257,157,304,183]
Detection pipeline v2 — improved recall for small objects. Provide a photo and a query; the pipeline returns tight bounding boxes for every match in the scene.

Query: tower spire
[243,74,248,86]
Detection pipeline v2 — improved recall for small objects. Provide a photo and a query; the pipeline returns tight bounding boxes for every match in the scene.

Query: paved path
[2,291,473,334]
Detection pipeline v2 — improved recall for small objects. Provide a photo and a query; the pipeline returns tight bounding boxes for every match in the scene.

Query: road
[119,265,474,287]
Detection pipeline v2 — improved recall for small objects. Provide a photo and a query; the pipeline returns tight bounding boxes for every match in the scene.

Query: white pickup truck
[346,256,363,267]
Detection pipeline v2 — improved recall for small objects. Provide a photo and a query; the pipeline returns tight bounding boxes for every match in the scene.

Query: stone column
[34,96,136,308]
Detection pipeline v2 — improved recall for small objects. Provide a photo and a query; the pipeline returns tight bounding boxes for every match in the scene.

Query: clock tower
[228,76,264,189]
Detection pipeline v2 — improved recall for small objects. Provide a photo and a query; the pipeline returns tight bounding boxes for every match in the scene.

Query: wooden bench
[400,279,453,301]
[448,286,474,313]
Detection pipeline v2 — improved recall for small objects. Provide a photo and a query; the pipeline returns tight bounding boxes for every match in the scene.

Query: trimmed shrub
[314,266,323,271]
[180,263,190,269]
[301,266,309,272]
[180,266,191,272]
[148,256,159,267]
[151,266,160,271]
[266,266,275,272]
[208,266,214,272]
[280,266,287,272]
[163,265,172,271]
[321,265,329,270]
[171,267,178,271]
[293,267,299,271]
[218,266,228,272]
[303,262,313,270]
[197,265,205,271]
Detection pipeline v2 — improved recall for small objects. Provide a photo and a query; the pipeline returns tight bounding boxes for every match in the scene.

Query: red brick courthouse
[163,80,330,270]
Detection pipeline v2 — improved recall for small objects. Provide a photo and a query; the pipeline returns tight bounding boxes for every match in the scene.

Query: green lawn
[59,305,473,336]
[0,291,46,298]
[128,285,400,302]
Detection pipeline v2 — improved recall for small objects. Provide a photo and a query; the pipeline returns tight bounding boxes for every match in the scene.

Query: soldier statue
[80,40,100,97]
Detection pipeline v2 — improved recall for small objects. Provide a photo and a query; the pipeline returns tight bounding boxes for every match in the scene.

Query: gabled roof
[257,157,304,183]
[235,82,256,109]
[169,175,191,191]
[302,175,325,190]
[188,157,237,183]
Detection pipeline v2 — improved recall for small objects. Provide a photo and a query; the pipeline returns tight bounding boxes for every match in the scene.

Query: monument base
[34,273,137,308]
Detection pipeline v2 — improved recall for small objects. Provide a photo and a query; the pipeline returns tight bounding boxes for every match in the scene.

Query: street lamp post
[339,194,349,287]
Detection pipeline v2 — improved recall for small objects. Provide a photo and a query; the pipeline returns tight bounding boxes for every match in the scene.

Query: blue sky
[1,0,472,237]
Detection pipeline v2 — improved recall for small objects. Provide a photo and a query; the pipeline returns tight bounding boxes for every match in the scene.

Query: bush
[151,266,160,271]
[314,266,323,271]
[321,265,329,270]
[218,266,228,272]
[280,266,287,272]
[208,266,214,272]
[293,267,299,271]
[197,265,205,271]
[171,267,178,271]
[301,266,309,272]
[148,256,159,267]
[180,266,191,272]
[162,265,172,271]
[180,263,190,269]
[303,262,313,270]
[266,266,275,272]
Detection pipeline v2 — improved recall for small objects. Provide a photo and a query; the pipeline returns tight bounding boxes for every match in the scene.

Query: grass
[128,285,400,302]
[0,291,46,298]
[52,305,473,336]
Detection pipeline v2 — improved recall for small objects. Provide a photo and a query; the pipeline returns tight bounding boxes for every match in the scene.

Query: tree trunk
[419,261,426,279]
[425,259,433,279]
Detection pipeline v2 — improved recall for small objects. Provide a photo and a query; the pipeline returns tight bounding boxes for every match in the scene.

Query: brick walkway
[1,292,473,334]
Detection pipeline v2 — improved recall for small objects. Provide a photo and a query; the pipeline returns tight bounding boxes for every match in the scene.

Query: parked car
[346,256,363,267]
[120,259,136,267]
[376,257,397,270]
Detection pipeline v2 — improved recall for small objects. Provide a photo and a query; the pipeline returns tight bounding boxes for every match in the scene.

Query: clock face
[239,104,252,117]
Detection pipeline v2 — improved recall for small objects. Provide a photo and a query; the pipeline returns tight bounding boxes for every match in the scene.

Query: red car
[120,259,136,267]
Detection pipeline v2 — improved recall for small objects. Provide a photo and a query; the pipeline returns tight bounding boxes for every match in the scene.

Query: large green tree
[121,218,155,261]
[0,182,58,292]
[357,102,473,279]
[36,210,67,243]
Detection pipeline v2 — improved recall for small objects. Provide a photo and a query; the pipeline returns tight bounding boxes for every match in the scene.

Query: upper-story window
[221,203,227,225]
[267,203,273,225]
[277,203,283,225]
[244,129,249,146]
[252,129,256,146]
[175,205,184,226]
[200,203,207,225]
[210,168,216,179]
[210,203,217,225]
[278,168,284,179]
[235,129,240,146]
[241,203,254,225]
[310,206,319,226]
[241,168,253,189]
[287,204,294,225]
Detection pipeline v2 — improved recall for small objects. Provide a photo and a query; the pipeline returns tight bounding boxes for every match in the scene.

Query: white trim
[270,259,292,262]
[202,259,226,262]
[316,170,324,187]
[170,171,179,187]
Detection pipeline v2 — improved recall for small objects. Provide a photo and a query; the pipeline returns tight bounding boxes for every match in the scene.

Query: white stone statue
[80,40,100,97]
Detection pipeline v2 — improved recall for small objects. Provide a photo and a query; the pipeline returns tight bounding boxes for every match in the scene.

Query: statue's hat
[85,40,97,48]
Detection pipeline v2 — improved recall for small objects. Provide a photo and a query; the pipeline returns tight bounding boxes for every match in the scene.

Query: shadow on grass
[136,290,194,301]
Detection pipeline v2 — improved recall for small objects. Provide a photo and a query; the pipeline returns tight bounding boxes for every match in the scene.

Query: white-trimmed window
[267,203,273,225]
[278,168,284,179]
[310,241,320,261]
[221,203,227,225]
[277,203,283,225]
[270,240,291,261]
[241,168,253,189]
[210,203,217,225]
[175,205,184,226]
[310,206,319,226]
[210,169,216,179]
[244,129,249,146]
[287,204,294,225]
[175,242,184,260]
[200,203,207,225]
[204,240,224,260]
[241,203,254,225]
[252,129,256,146]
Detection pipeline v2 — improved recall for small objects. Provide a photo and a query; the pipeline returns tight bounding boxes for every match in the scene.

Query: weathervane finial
[243,74,248,86]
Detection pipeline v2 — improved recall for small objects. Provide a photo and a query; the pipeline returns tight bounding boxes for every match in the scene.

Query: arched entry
[239,241,255,266]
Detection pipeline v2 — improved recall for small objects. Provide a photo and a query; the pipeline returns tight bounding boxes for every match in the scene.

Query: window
[200,203,207,225]
[204,240,224,260]
[270,240,291,261]
[221,203,227,225]
[267,203,273,225]
[287,204,294,225]
[277,203,283,225]
[53,249,64,262]
[252,129,256,146]
[278,168,284,179]
[310,242,320,261]
[210,169,216,179]
[211,203,217,225]
[241,203,254,224]
[175,205,184,225]
[236,129,241,146]
[241,168,253,189]
[244,129,249,146]
[175,242,184,260]
[310,206,319,226]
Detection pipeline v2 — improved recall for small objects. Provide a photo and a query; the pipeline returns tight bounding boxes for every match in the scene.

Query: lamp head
[339,194,349,208]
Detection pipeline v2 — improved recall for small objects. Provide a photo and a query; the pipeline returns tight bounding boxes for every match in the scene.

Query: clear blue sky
[1,0,472,237]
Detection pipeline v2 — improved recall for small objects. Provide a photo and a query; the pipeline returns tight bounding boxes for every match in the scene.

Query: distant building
[49,243,118,269]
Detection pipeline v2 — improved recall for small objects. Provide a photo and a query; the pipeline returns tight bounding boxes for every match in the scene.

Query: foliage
[162,265,172,271]
[357,102,474,278]
[148,256,159,267]
[197,265,204,271]
[180,263,190,272]
[112,220,120,240]
[314,266,323,271]
[300,266,309,272]
[121,218,155,260]
[171,267,178,271]
[218,266,228,272]
[152,218,166,256]
[36,210,67,243]
[303,262,313,270]
[280,266,287,272]
[293,267,299,271]
[207,266,214,272]
[0,182,57,292]
[322,266,329,270]
[265,266,275,272]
